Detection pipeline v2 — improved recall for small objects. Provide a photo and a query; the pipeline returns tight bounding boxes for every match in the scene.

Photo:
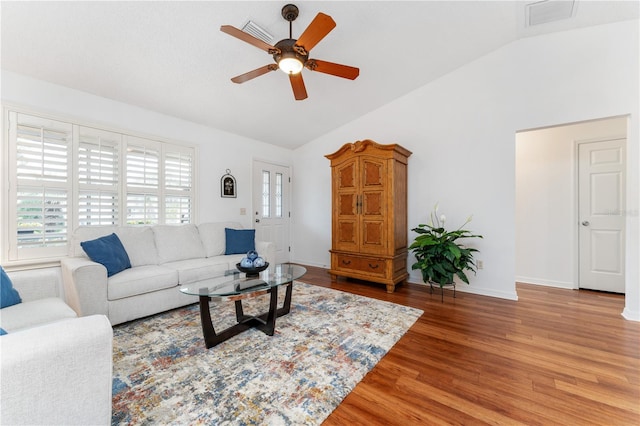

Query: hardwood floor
[297,265,640,425]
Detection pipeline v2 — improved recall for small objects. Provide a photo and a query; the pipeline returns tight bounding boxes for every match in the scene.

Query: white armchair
[1,315,113,425]
[0,268,113,425]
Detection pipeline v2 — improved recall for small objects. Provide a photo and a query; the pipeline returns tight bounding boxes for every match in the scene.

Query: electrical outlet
[240,208,246,215]
[477,260,484,269]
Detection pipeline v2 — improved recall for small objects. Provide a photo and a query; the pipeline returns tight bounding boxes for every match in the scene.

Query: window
[77,127,120,226]
[126,137,160,224]
[11,113,71,258]
[5,110,196,262]
[164,147,193,224]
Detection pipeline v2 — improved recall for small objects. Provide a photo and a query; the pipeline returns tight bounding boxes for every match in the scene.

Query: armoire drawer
[335,254,387,277]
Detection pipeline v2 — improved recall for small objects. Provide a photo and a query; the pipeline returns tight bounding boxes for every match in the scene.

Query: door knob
[582,221,590,226]
[255,219,260,223]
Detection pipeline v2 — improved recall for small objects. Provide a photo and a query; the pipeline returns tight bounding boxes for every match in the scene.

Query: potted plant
[409,204,482,299]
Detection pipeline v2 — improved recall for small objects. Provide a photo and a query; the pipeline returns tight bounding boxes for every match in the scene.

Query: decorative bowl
[236,262,269,278]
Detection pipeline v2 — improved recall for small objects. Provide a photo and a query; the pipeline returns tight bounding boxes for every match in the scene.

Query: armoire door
[360,157,387,255]
[334,159,359,252]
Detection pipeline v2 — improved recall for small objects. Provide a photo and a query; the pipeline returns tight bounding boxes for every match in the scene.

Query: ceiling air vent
[526,0,576,26]
[241,20,274,44]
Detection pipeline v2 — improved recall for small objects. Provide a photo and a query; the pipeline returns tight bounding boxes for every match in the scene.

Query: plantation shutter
[164,147,194,224]
[12,113,72,257]
[5,108,197,262]
[125,136,160,224]
[77,126,121,225]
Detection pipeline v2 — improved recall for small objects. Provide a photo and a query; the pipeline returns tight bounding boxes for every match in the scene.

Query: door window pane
[262,170,270,218]
[276,172,283,218]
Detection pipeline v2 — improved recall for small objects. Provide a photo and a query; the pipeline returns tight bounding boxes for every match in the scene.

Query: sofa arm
[61,257,109,318]
[0,315,113,425]
[256,240,277,264]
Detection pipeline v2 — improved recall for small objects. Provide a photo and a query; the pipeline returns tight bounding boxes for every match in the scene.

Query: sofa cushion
[107,265,178,300]
[225,228,255,255]
[1,266,22,309]
[198,222,242,257]
[81,233,131,277]
[116,226,159,267]
[153,224,206,264]
[0,298,77,332]
[163,258,231,285]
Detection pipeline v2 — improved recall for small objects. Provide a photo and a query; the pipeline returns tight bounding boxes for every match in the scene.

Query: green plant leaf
[409,206,482,285]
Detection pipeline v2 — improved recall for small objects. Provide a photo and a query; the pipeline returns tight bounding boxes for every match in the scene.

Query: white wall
[0,70,293,229]
[2,20,638,320]
[515,116,628,289]
[291,20,640,318]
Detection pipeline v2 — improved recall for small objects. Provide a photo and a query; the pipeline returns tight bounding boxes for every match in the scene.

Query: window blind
[5,109,196,262]
[127,143,159,189]
[164,148,193,223]
[14,114,71,253]
[164,150,192,191]
[78,127,120,225]
[16,187,68,248]
[126,193,159,225]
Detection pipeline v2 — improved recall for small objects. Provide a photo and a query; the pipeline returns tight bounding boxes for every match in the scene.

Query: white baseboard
[515,275,576,290]
[622,307,640,322]
[290,258,328,269]
[406,278,519,301]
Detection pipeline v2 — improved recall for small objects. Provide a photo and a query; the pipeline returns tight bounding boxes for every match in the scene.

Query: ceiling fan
[220,3,359,101]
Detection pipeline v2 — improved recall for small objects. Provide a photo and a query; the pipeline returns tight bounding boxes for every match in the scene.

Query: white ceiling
[2,1,638,149]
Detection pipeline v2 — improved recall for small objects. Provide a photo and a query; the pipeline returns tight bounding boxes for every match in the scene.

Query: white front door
[578,138,626,293]
[252,160,291,264]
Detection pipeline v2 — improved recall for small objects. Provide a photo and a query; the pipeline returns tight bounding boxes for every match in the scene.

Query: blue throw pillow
[224,228,255,255]
[1,266,22,309]
[81,233,131,277]
[0,327,7,336]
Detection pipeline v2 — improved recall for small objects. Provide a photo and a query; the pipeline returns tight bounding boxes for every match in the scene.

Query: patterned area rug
[111,282,423,425]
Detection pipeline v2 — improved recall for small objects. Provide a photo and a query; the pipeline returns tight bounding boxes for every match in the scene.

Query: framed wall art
[221,169,237,198]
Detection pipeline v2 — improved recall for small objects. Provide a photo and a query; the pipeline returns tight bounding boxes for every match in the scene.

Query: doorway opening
[515,116,628,293]
[252,160,292,264]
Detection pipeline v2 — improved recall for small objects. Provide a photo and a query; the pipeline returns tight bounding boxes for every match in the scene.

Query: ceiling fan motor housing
[273,38,308,66]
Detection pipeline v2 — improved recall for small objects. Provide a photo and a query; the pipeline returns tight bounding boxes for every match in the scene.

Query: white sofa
[0,269,113,425]
[61,222,276,325]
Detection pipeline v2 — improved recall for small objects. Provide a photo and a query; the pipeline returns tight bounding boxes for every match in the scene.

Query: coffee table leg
[199,295,218,349]
[234,300,244,322]
[278,282,293,316]
[261,286,278,336]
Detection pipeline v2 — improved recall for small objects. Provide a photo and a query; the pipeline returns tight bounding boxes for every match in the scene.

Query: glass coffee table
[180,263,307,348]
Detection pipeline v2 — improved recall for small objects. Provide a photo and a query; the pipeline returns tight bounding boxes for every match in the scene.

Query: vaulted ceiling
[2,1,637,148]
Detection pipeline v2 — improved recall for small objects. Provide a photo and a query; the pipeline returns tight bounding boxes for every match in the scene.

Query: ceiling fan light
[278,57,303,74]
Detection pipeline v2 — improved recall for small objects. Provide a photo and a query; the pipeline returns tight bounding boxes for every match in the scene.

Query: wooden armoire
[325,140,412,293]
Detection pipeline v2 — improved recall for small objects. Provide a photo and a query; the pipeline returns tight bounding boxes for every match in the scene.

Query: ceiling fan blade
[289,73,308,101]
[220,25,279,53]
[295,13,336,53]
[306,59,359,80]
[231,65,278,84]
